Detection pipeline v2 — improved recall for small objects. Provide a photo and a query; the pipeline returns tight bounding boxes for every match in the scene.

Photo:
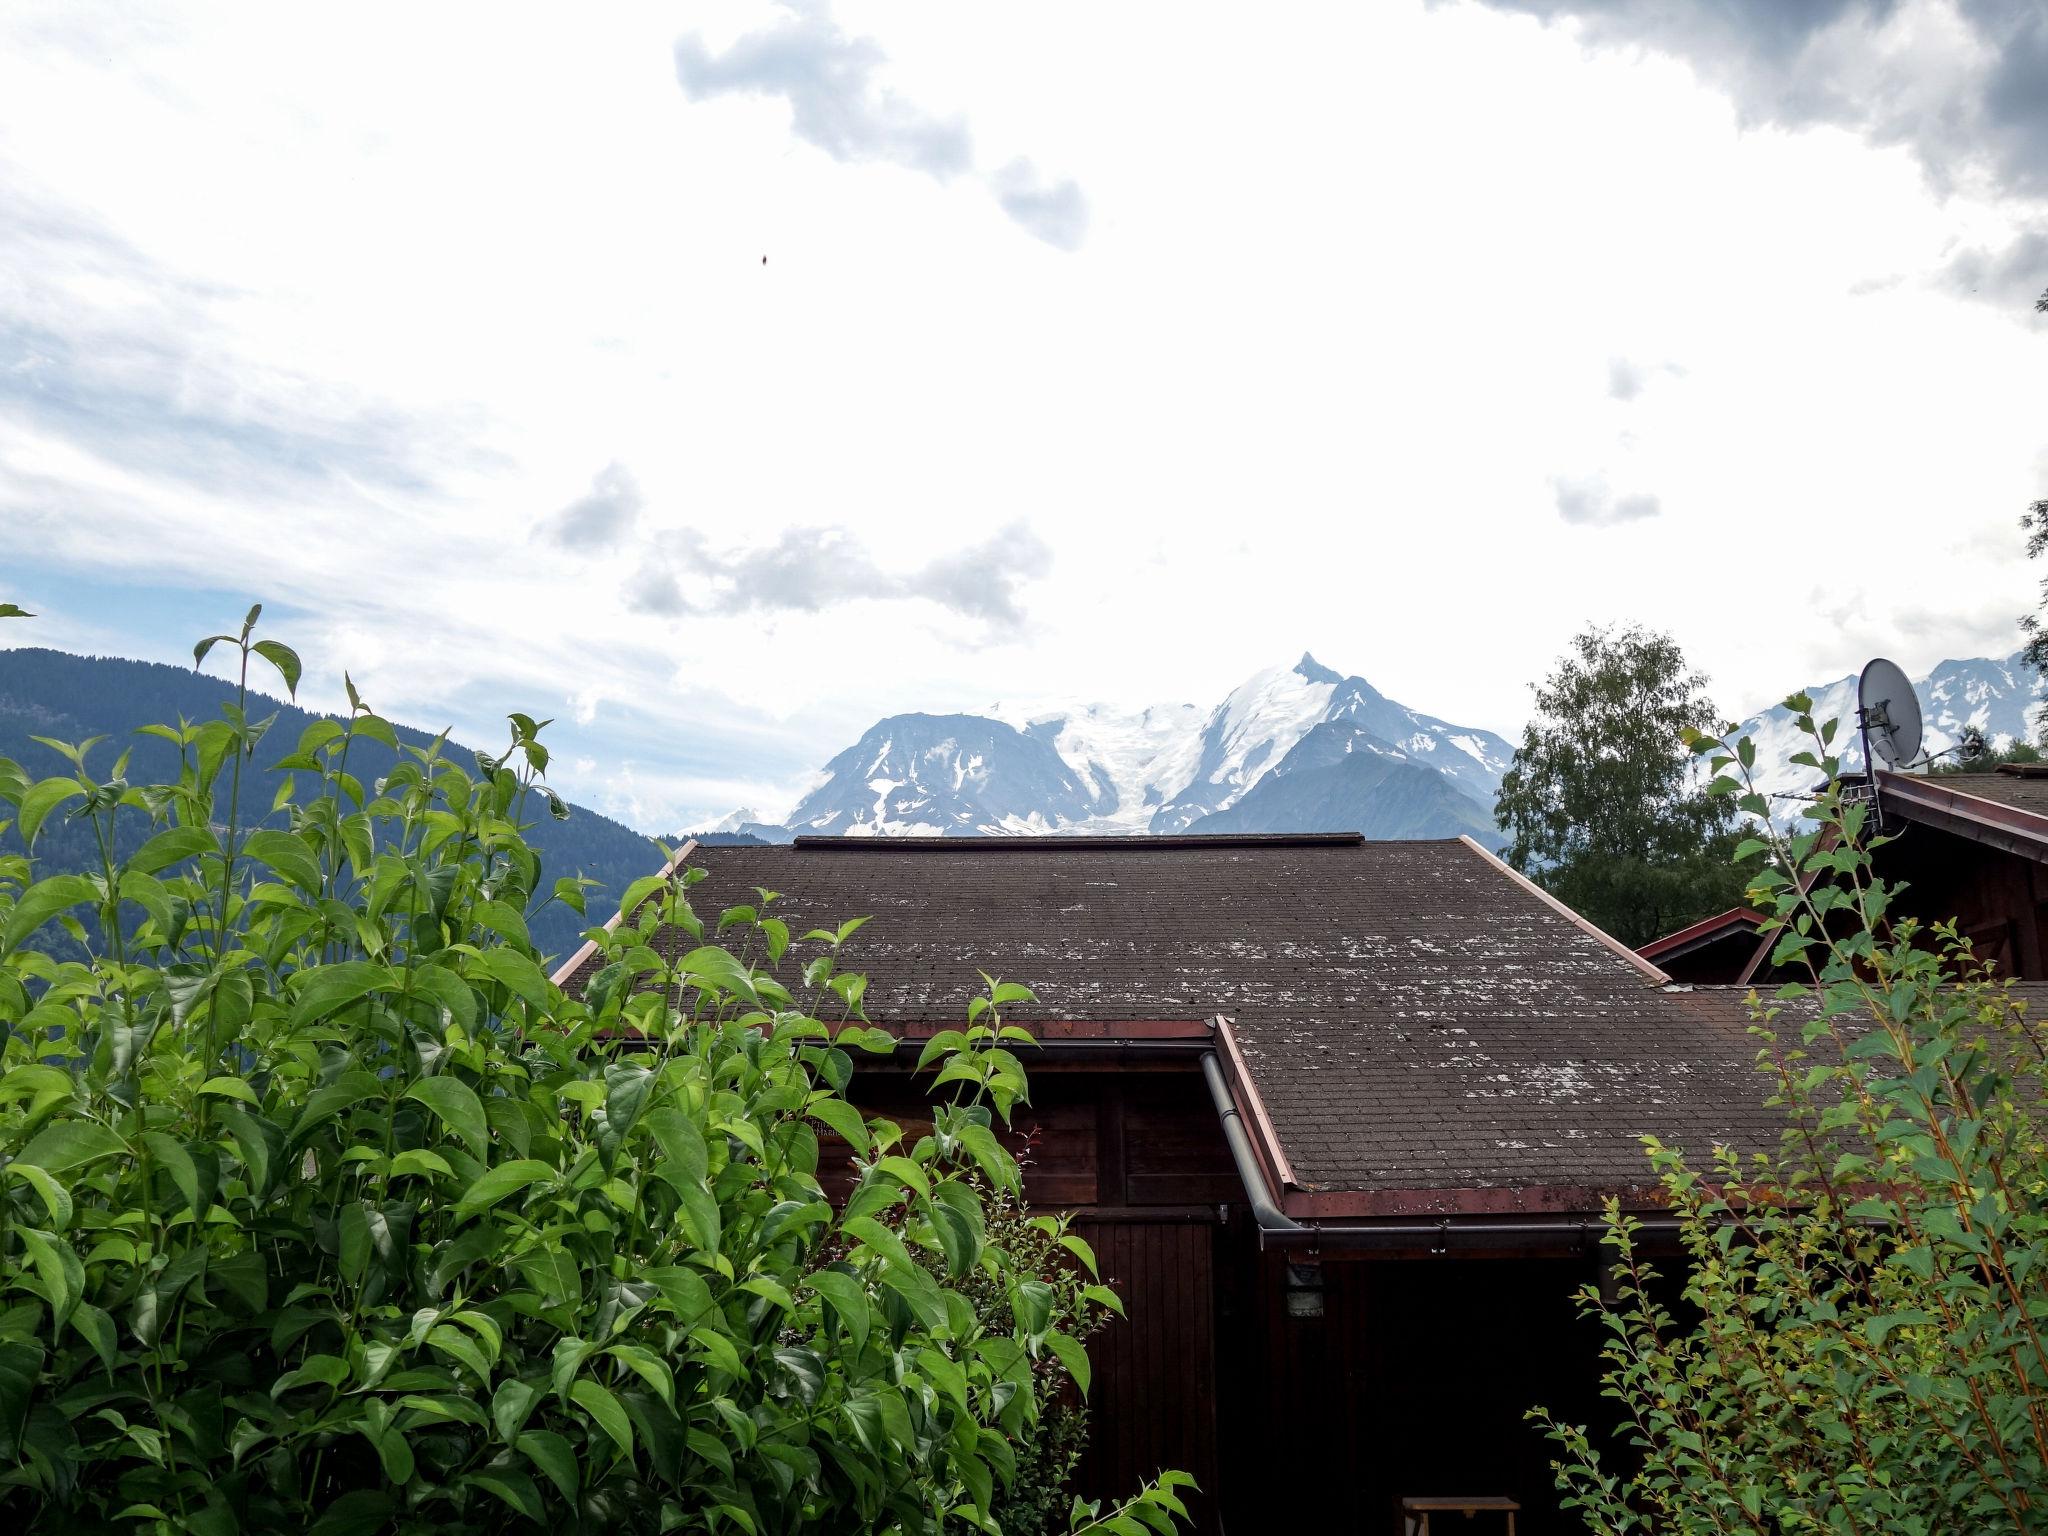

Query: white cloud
[674,1,1088,249]
[1552,473,1661,527]
[0,0,2043,834]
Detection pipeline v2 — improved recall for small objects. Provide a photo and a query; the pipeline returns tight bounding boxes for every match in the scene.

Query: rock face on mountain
[1187,746,1502,843]
[723,654,1518,843]
[783,714,1101,836]
[696,647,2043,845]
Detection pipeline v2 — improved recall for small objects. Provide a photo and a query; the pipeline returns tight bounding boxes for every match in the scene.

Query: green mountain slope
[0,647,667,962]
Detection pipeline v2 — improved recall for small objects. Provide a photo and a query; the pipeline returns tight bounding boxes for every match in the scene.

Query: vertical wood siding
[1071,1219,1220,1534]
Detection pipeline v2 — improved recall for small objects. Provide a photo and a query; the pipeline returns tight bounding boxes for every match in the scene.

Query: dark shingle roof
[563,837,1782,1208]
[1934,770,2048,818]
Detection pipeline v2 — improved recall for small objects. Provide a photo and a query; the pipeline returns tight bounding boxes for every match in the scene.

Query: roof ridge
[786,832,1372,850]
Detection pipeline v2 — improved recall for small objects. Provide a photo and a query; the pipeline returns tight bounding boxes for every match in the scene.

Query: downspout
[1201,1051,1302,1239]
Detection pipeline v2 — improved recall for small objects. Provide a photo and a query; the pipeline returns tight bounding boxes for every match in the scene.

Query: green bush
[1536,697,2048,1532]
[0,610,1193,1535]
[899,1185,1114,1536]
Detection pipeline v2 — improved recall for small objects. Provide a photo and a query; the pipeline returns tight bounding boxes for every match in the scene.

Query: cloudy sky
[3,0,2044,832]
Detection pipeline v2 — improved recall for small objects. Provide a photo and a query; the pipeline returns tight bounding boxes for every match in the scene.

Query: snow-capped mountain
[1151,654,1514,832]
[731,654,1516,843]
[784,714,1103,836]
[1733,649,2043,814]
[997,700,1208,832]
[684,807,794,844]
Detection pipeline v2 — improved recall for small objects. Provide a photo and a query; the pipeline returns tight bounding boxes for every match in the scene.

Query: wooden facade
[1641,767,2048,986]
[834,1057,1639,1533]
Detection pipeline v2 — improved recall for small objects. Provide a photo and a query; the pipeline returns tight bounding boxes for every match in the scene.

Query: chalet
[556,833,1788,1533]
[1639,764,2048,985]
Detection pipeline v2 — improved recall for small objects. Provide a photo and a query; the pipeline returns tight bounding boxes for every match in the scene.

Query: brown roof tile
[562,837,1787,1202]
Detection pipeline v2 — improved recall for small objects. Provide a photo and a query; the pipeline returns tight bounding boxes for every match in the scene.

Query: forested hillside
[0,648,667,960]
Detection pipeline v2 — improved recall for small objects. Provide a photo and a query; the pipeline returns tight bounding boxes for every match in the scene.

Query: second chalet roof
[562,835,1781,1209]
[1920,765,2048,818]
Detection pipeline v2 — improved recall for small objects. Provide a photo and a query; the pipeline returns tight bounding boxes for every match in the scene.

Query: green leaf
[675,944,758,1001]
[646,1107,709,1186]
[454,1159,556,1221]
[675,1180,723,1255]
[806,1096,873,1158]
[404,1075,490,1157]
[4,873,99,950]
[288,960,394,1029]
[7,1164,73,1229]
[390,1148,453,1180]
[127,825,217,875]
[1047,1331,1091,1396]
[474,947,549,1009]
[141,1131,206,1218]
[16,780,85,852]
[425,1323,491,1384]
[196,1076,261,1106]
[14,1119,126,1175]
[491,1377,541,1444]
[69,1301,118,1374]
[569,1378,634,1459]
[605,1343,675,1409]
[251,639,301,698]
[956,1122,1020,1193]
[360,1418,414,1484]
[19,1227,84,1325]
[465,1469,544,1523]
[689,1326,744,1380]
[916,1346,969,1412]
[602,1063,653,1139]
[518,1429,580,1502]
[806,1269,872,1353]
[842,1214,917,1275]
[244,829,323,892]
[644,1265,714,1325]
[0,603,32,619]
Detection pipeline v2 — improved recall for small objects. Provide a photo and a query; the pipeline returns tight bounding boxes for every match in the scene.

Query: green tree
[2019,286,2048,692]
[1495,625,1749,947]
[0,608,1193,1535]
[1537,698,2048,1532]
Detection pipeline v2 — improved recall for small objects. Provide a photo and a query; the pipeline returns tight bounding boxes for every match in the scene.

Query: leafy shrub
[897,1182,1114,1536]
[0,611,1191,1535]
[1536,697,2048,1532]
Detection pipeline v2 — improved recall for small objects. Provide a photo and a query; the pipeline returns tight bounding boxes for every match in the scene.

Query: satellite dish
[1858,657,1923,769]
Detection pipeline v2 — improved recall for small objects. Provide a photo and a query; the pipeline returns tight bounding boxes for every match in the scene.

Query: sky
[2,0,2044,833]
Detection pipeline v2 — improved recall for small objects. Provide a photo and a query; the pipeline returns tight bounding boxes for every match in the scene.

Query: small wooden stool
[1401,1495,1519,1536]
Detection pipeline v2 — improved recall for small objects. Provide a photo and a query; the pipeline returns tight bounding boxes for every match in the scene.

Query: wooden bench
[1400,1495,1519,1536]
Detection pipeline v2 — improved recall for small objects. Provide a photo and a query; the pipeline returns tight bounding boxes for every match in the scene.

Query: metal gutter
[1875,770,2048,863]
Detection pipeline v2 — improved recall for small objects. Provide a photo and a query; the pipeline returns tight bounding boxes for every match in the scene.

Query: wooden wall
[839,1063,1234,1532]
[1879,825,2048,977]
[1211,1238,1621,1534]
[835,1059,1646,1533]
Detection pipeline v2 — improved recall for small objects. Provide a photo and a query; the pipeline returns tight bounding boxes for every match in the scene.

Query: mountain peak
[1293,651,1343,686]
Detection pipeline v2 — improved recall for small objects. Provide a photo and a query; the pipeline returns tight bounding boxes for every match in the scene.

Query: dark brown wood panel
[1121,1075,1240,1206]
[1072,1219,1220,1534]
